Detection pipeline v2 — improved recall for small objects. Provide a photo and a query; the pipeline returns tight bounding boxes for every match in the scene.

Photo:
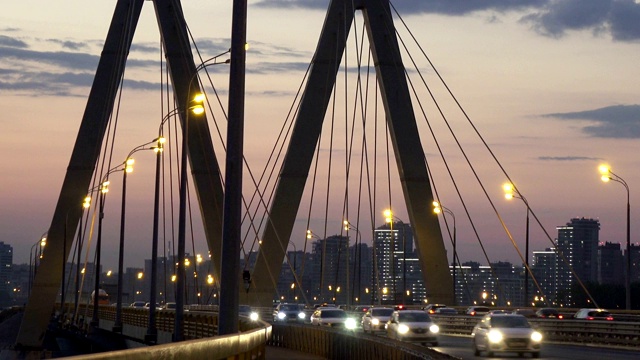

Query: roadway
[266,346,326,359]
[429,334,639,360]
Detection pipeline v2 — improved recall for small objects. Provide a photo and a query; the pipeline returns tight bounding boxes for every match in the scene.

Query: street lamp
[175,92,207,341]
[28,232,48,297]
[90,162,128,330]
[147,132,166,343]
[344,220,363,305]
[90,178,110,330]
[433,201,456,306]
[287,242,298,302]
[113,139,158,334]
[73,197,91,324]
[599,164,631,310]
[503,182,531,307]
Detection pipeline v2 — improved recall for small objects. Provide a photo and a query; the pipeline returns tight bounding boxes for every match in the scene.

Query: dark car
[273,303,306,322]
[512,308,537,318]
[536,308,563,319]
[423,304,447,314]
[466,306,490,316]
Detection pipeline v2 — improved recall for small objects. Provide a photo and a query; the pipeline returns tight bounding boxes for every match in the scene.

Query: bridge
[5,0,639,358]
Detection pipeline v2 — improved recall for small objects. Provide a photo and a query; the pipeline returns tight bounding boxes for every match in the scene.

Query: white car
[361,307,394,333]
[386,310,439,346]
[310,308,356,329]
[472,314,542,358]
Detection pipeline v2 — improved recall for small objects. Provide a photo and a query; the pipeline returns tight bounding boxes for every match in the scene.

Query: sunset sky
[1,0,640,272]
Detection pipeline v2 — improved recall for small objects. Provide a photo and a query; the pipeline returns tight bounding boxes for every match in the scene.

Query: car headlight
[531,331,543,342]
[488,329,503,343]
[398,324,410,334]
[277,312,286,319]
[298,312,306,319]
[372,318,380,326]
[250,312,259,321]
[429,324,439,333]
[345,318,357,330]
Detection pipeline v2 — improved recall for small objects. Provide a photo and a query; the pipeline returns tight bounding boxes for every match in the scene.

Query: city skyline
[2,1,640,272]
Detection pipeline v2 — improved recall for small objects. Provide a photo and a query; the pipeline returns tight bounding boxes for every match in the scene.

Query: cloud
[255,0,640,42]
[248,61,310,74]
[0,35,28,48]
[538,156,602,161]
[255,0,548,14]
[521,0,640,41]
[46,39,89,51]
[543,105,640,138]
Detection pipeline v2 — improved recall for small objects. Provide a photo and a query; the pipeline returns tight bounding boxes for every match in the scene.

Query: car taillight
[606,316,613,321]
[587,316,594,320]
[429,310,435,314]
[558,315,563,319]
[471,311,476,316]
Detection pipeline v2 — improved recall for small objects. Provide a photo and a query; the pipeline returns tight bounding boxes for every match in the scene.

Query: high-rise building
[0,242,12,307]
[454,261,519,306]
[311,235,350,303]
[628,244,640,283]
[597,242,623,285]
[555,217,600,306]
[374,221,413,304]
[531,249,557,305]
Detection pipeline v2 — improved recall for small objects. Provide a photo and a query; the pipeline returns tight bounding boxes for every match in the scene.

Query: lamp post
[174,94,206,341]
[90,164,126,330]
[112,139,158,333]
[306,230,322,300]
[344,220,362,305]
[146,134,166,342]
[73,197,90,324]
[28,232,48,297]
[433,201,456,306]
[503,183,530,307]
[599,164,631,310]
[288,242,298,302]
[90,178,110,330]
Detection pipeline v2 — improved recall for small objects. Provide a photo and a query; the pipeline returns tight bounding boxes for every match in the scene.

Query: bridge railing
[269,323,455,360]
[61,304,271,360]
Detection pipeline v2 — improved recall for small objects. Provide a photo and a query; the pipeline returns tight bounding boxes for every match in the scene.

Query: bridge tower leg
[16,0,225,348]
[246,0,453,307]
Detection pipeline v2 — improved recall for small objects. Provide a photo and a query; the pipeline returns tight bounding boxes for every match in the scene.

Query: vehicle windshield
[491,316,531,328]
[398,312,431,322]
[372,308,394,316]
[321,310,346,318]
[589,311,611,317]
[281,304,301,311]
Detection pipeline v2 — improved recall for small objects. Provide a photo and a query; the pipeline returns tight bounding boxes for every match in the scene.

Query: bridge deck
[266,346,325,360]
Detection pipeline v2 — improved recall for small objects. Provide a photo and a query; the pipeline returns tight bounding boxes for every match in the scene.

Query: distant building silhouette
[598,242,623,285]
[555,217,600,306]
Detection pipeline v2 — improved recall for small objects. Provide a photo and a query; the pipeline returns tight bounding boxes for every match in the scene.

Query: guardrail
[59,304,270,359]
[269,323,456,360]
[431,315,640,348]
